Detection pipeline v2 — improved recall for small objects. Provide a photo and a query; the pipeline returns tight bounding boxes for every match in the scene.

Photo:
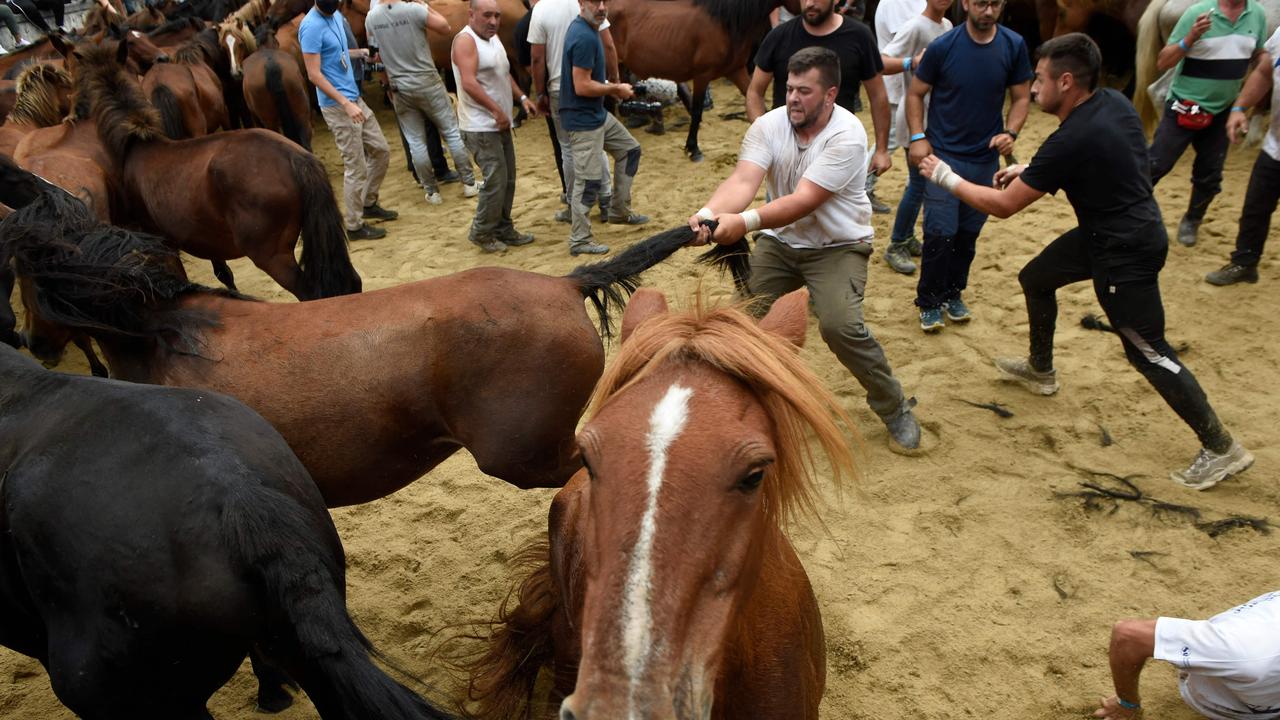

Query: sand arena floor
[0,81,1276,719]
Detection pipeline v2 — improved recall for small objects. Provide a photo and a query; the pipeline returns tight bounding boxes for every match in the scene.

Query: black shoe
[606,212,649,225]
[1176,216,1200,247]
[1205,262,1259,286]
[347,223,386,241]
[363,203,399,221]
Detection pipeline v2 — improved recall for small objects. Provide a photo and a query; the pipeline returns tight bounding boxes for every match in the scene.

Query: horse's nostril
[559,704,579,720]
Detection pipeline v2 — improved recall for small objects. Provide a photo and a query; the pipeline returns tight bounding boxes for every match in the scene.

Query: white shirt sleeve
[528,4,548,44]
[802,130,861,192]
[883,18,920,58]
[738,115,775,171]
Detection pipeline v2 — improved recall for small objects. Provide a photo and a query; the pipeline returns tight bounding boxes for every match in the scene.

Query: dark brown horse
[0,166,736,507]
[459,287,855,720]
[68,37,360,299]
[227,20,313,149]
[606,0,800,161]
[142,35,230,138]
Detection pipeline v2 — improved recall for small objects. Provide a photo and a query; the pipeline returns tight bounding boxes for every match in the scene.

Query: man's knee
[818,315,869,345]
[581,179,602,207]
[622,146,641,176]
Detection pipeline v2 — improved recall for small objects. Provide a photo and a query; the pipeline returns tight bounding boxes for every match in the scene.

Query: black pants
[546,114,565,194]
[1148,100,1231,222]
[1019,225,1232,453]
[399,122,450,182]
[1230,151,1280,267]
[6,0,61,32]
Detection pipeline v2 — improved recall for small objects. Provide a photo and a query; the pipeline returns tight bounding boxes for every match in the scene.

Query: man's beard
[802,5,833,25]
[789,104,820,130]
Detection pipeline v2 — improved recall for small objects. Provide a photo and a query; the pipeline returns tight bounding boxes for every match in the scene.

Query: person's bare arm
[1158,11,1211,72]
[1092,619,1155,719]
[688,161,836,244]
[304,52,365,121]
[426,6,450,34]
[1227,51,1273,142]
[990,80,1030,156]
[918,156,1043,218]
[570,64,631,98]
[746,67,772,122]
[531,43,547,102]
[865,73,891,175]
[600,26,619,83]
[905,74,932,165]
[453,30,510,128]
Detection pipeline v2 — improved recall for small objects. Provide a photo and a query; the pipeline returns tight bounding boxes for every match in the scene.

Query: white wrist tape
[741,208,762,232]
[696,207,715,221]
[932,161,962,193]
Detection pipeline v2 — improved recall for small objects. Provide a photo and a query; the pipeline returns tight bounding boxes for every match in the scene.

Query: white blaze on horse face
[620,383,692,719]
[226,34,239,76]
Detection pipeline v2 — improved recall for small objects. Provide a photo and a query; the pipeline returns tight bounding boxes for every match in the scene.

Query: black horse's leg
[685,78,707,162]
[210,260,238,292]
[250,646,298,713]
[0,264,19,349]
[74,336,109,378]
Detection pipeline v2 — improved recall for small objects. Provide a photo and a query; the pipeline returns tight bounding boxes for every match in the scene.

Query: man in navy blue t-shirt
[904,0,1031,332]
[560,0,647,256]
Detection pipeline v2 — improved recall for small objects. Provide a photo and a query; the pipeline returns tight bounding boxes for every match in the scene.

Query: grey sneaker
[475,239,508,253]
[501,232,535,247]
[554,207,571,223]
[869,190,891,215]
[569,242,610,256]
[906,235,922,257]
[994,357,1059,396]
[1177,216,1200,247]
[1170,441,1254,490]
[606,212,650,225]
[884,241,917,274]
[885,398,921,451]
[1205,262,1259,286]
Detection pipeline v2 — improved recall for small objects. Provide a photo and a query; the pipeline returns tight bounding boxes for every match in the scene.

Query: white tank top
[452,25,511,133]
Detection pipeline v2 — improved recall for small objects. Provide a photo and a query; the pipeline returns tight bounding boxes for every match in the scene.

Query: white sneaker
[0,46,8,56]
[424,190,442,205]
[1171,441,1254,491]
[463,181,482,198]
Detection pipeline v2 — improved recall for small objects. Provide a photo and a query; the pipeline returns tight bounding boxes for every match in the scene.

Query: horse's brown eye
[735,469,765,494]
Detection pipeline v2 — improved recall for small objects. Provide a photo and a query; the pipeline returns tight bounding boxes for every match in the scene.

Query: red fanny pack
[1172,99,1214,130]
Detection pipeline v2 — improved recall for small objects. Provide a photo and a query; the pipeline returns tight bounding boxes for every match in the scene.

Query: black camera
[619,82,662,118]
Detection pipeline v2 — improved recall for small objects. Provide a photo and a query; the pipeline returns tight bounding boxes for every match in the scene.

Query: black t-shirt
[753,16,882,113]
[1021,89,1165,259]
[514,9,533,69]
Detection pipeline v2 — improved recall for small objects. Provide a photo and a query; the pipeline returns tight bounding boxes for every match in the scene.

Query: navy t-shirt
[914,24,1032,160]
[1020,89,1166,272]
[559,15,607,131]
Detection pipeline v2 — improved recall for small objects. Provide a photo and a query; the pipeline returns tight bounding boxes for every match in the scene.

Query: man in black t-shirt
[918,33,1251,491]
[748,0,891,197]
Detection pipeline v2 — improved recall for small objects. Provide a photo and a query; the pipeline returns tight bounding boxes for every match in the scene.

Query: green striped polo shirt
[1168,0,1267,114]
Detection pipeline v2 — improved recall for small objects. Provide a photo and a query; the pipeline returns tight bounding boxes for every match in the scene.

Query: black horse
[0,344,456,719]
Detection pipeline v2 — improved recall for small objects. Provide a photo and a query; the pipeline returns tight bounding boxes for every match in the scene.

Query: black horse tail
[221,483,457,720]
[565,221,745,339]
[291,151,362,298]
[265,56,309,150]
[149,84,189,140]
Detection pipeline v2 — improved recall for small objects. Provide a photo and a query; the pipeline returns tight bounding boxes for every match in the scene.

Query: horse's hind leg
[251,252,306,301]
[211,260,238,292]
[74,336,109,377]
[249,646,298,713]
[685,78,709,162]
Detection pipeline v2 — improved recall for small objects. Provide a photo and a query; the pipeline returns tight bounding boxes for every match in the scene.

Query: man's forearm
[1005,94,1029,134]
[905,91,925,135]
[531,46,546,97]
[308,68,352,106]
[1234,57,1273,109]
[868,79,890,151]
[462,76,504,117]
[1157,42,1187,72]
[705,175,762,215]
[1108,620,1156,706]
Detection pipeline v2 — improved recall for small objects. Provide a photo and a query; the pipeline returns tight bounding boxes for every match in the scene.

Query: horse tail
[565,223,749,339]
[444,540,557,720]
[265,55,308,150]
[290,151,362,298]
[150,84,189,140]
[1134,0,1169,133]
[220,481,457,720]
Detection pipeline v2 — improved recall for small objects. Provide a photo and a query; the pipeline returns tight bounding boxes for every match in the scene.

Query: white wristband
[741,208,762,232]
[696,207,715,221]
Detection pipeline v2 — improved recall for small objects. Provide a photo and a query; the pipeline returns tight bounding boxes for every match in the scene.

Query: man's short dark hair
[1036,32,1101,91]
[787,47,841,91]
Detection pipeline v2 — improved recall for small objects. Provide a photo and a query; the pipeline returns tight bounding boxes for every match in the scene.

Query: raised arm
[426,6,451,34]
[1158,10,1211,73]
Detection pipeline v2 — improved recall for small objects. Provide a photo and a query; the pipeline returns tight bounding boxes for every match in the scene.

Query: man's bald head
[468,0,501,38]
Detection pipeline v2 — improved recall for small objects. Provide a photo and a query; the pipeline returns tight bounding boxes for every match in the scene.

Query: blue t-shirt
[299,7,359,108]
[559,15,607,132]
[914,24,1032,160]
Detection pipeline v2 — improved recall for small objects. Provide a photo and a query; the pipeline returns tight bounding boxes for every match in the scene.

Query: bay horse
[0,344,458,720]
[458,287,856,720]
[606,0,800,161]
[68,37,361,299]
[228,20,313,150]
[0,165,736,506]
[0,62,70,158]
[142,34,230,138]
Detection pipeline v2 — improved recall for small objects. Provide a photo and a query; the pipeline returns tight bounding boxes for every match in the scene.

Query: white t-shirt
[527,0,608,94]
[873,0,925,103]
[1261,27,1280,161]
[738,105,872,249]
[1153,591,1280,720]
[883,14,952,147]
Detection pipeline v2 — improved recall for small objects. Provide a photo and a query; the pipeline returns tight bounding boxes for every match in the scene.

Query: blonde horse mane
[1133,0,1170,133]
[589,292,858,528]
[9,63,73,128]
[229,0,271,27]
[218,19,259,54]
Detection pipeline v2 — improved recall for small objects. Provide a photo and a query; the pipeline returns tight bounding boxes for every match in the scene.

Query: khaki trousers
[321,97,391,231]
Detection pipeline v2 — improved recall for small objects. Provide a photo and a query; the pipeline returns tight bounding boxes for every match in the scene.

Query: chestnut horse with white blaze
[460,287,856,720]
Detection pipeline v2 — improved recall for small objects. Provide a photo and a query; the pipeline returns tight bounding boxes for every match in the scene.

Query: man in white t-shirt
[1094,591,1280,719]
[1205,25,1280,286]
[687,46,922,452]
[874,0,924,146]
[528,0,616,221]
[877,0,952,274]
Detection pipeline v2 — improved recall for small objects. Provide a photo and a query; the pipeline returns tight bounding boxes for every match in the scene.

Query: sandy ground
[1,80,1277,720]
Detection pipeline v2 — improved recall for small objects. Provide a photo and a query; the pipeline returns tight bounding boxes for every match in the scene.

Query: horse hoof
[256,688,295,713]
[688,150,704,162]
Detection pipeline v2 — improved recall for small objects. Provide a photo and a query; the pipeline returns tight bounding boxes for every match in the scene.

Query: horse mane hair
[74,43,165,158]
[8,62,72,127]
[590,292,858,527]
[0,186,235,352]
[691,0,781,39]
[252,20,277,48]
[220,19,259,53]
[175,27,222,64]
[148,16,205,37]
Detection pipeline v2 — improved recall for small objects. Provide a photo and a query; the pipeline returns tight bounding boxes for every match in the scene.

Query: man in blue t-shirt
[904,0,1031,333]
[301,0,398,241]
[559,0,646,256]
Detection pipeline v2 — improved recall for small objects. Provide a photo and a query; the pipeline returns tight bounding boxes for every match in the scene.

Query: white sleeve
[1266,26,1280,56]
[738,116,775,171]
[1155,617,1258,679]
[528,5,548,44]
[883,20,918,58]
[801,131,861,192]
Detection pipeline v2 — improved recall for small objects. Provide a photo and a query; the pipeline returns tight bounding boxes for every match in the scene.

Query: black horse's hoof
[256,686,295,714]
[688,150,705,162]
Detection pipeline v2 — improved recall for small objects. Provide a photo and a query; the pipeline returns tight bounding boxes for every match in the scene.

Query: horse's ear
[758,288,808,348]
[116,32,130,63]
[49,33,74,58]
[620,288,668,343]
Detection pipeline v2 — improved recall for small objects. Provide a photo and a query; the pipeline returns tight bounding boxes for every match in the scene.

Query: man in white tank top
[452,0,540,252]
